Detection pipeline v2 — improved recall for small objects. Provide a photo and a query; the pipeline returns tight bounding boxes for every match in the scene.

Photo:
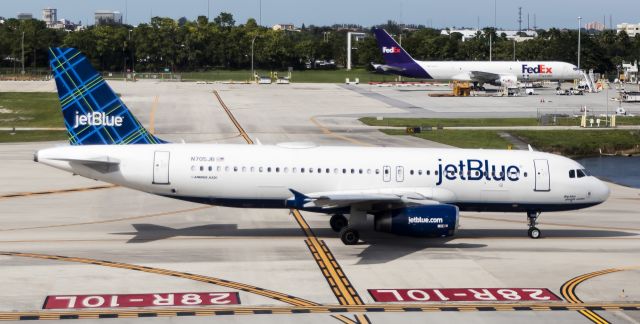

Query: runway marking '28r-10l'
[44,292,240,309]
[369,288,560,302]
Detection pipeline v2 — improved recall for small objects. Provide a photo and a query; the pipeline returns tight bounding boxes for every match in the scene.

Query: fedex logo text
[382,46,401,54]
[522,64,552,74]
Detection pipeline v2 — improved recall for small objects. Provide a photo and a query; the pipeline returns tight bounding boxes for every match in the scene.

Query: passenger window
[375,169,380,174]
[418,170,422,175]
[318,168,323,173]
[208,166,212,171]
[276,167,280,173]
[524,172,527,177]
[435,171,439,175]
[250,167,255,172]
[309,168,313,173]
[342,169,347,174]
[225,166,229,172]
[351,169,355,174]
[359,169,363,174]
[259,167,263,173]
[191,165,196,171]
[410,170,414,175]
[293,167,297,173]
[334,168,339,174]
[577,169,586,178]
[301,168,305,173]
[569,170,575,178]
[427,170,430,175]
[267,167,271,172]
[284,167,289,173]
[367,169,372,174]
[242,166,246,172]
[233,166,238,172]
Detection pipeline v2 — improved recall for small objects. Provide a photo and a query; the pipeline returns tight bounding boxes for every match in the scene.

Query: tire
[340,227,360,245]
[528,227,541,239]
[330,214,348,232]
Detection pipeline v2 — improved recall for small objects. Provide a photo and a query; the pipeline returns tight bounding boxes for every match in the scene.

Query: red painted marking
[369,288,560,302]
[43,292,240,309]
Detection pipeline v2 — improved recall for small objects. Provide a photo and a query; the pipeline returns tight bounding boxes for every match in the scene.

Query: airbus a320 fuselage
[36,48,609,245]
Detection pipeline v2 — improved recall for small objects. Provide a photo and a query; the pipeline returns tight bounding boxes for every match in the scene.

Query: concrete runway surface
[0,80,639,323]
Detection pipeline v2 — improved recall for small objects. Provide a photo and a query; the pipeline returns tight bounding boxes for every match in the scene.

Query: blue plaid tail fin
[48,47,166,145]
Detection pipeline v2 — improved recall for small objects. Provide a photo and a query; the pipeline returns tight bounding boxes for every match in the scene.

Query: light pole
[251,35,257,81]
[577,16,582,71]
[259,0,262,26]
[129,29,134,77]
[21,32,25,75]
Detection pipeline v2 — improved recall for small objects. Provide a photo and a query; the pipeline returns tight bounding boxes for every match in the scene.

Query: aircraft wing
[287,188,453,210]
[468,71,501,83]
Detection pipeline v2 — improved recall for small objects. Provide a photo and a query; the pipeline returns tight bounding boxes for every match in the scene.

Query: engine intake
[374,204,459,237]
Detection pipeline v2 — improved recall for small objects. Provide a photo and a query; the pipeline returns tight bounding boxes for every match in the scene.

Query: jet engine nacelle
[492,75,518,86]
[374,204,459,237]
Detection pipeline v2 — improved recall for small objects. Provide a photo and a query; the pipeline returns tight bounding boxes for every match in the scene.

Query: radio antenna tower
[518,7,523,32]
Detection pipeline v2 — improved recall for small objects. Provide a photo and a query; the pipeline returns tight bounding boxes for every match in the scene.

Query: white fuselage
[36,144,609,213]
[417,61,582,82]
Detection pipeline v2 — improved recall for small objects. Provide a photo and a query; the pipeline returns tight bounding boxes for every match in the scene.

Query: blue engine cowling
[374,204,459,237]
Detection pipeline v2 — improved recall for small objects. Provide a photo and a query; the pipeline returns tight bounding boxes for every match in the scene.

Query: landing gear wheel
[330,214,348,232]
[340,227,360,245]
[528,227,541,239]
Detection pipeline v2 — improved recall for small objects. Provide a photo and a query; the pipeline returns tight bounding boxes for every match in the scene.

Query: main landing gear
[329,214,348,232]
[331,211,366,245]
[527,211,541,239]
[339,227,360,245]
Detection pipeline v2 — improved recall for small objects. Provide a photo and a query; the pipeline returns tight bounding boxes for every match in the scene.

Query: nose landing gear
[527,211,541,239]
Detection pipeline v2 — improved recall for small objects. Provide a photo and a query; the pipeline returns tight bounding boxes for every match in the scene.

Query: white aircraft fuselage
[36,144,609,213]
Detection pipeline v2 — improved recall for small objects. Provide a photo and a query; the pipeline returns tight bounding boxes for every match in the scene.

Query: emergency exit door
[533,159,550,191]
[153,151,170,185]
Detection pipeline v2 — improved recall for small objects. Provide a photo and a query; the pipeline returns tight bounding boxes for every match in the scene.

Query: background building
[617,23,640,37]
[272,24,296,31]
[95,10,122,25]
[441,29,537,42]
[17,13,33,20]
[42,8,57,27]
[585,21,605,31]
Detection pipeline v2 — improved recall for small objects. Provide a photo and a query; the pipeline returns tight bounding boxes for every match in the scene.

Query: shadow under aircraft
[113,223,636,264]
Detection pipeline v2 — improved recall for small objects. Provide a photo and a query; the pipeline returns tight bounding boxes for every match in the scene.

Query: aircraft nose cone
[593,179,610,203]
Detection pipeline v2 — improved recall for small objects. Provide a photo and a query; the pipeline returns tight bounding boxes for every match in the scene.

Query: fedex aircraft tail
[48,47,166,145]
[372,28,415,65]
[371,29,431,79]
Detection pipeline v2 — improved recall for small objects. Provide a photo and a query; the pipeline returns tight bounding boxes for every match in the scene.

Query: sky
[2,0,639,29]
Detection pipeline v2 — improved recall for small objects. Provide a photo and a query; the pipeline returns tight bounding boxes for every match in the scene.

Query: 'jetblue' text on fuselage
[436,159,520,186]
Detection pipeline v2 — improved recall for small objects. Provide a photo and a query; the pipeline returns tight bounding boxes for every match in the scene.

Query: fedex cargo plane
[372,28,582,86]
[36,48,609,245]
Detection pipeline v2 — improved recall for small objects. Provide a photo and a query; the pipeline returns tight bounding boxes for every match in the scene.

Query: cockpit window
[576,169,586,178]
[569,170,575,178]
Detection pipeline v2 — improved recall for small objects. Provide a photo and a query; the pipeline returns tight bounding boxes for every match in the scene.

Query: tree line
[1,14,639,78]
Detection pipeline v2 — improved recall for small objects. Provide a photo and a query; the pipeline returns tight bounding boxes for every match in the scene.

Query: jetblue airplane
[36,48,609,245]
[372,28,582,87]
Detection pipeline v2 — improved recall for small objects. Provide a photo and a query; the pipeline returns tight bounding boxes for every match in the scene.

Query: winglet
[286,189,310,209]
[528,144,534,151]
